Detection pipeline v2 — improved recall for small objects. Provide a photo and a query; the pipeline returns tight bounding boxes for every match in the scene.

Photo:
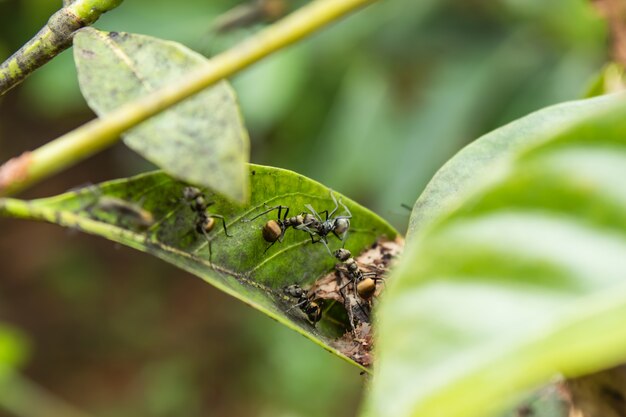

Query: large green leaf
[0,165,396,369]
[73,28,249,202]
[407,93,626,238]
[364,92,626,417]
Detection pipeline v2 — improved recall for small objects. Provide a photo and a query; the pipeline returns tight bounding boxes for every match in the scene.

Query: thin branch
[0,0,123,96]
[0,0,375,197]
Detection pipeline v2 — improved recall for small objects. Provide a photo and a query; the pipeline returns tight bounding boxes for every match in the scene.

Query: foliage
[0,165,395,369]
[366,92,626,417]
[0,1,622,417]
[74,28,249,202]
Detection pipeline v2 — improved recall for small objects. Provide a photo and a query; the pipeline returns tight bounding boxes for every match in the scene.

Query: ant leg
[331,228,349,248]
[305,204,324,222]
[309,234,333,256]
[328,192,340,218]
[243,205,286,222]
[337,278,352,295]
[372,277,386,293]
[324,241,332,255]
[338,198,352,219]
[263,239,279,254]
[286,297,308,313]
[351,280,370,321]
[355,299,370,322]
[198,227,214,262]
[306,232,322,244]
[209,214,232,237]
[277,226,287,243]
[295,224,317,241]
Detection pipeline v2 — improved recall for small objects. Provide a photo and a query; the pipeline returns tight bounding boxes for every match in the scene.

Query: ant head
[262,220,283,242]
[334,248,352,262]
[357,278,377,299]
[183,186,202,201]
[284,284,304,298]
[334,218,350,234]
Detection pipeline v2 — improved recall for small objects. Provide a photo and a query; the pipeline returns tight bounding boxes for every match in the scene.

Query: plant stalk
[0,0,123,96]
[0,0,375,196]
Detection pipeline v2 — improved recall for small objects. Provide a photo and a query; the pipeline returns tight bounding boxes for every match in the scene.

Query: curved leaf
[407,93,625,239]
[1,165,396,369]
[364,92,626,417]
[73,28,249,202]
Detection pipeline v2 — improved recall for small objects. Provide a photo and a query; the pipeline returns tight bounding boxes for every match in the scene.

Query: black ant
[334,248,384,301]
[243,205,318,252]
[303,193,351,253]
[182,186,232,257]
[283,284,322,324]
[334,248,385,329]
[244,193,351,254]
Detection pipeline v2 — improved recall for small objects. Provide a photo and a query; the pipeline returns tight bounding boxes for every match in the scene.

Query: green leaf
[364,93,626,417]
[73,28,249,203]
[1,164,396,369]
[583,62,626,98]
[407,93,626,238]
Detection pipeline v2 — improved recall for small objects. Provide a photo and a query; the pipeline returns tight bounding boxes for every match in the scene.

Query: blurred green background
[0,0,608,416]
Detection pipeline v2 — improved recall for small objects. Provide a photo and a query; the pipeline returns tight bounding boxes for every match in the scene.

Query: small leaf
[364,93,626,417]
[584,63,626,98]
[73,28,249,202]
[6,165,396,368]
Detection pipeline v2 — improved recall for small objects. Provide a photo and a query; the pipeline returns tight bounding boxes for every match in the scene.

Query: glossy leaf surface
[1,165,396,368]
[365,93,626,417]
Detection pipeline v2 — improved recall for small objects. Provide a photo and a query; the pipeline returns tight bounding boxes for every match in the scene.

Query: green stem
[0,0,375,196]
[0,198,34,220]
[0,0,123,96]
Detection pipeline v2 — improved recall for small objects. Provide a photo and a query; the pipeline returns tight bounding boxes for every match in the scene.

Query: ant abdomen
[196,216,216,233]
[357,278,377,299]
[262,220,283,242]
[304,301,322,323]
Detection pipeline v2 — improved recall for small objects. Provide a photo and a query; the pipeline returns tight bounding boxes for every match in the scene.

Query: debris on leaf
[332,323,373,367]
[304,236,403,366]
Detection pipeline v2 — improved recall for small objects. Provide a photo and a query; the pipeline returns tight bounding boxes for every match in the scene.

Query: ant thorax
[302,213,319,227]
